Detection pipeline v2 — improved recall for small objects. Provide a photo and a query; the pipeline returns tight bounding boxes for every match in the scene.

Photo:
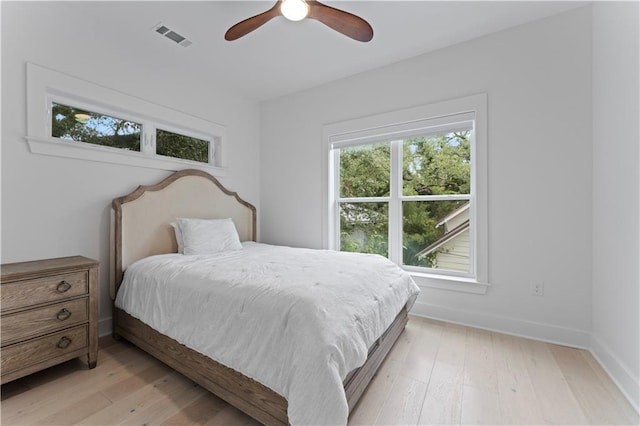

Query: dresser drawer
[0,325,87,375]
[1,271,88,312]
[1,298,88,346]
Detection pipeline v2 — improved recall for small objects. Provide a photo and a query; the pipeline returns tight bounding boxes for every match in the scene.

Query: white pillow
[170,222,184,254]
[176,218,243,255]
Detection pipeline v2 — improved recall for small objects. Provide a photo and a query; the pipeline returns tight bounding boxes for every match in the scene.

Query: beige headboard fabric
[110,169,256,299]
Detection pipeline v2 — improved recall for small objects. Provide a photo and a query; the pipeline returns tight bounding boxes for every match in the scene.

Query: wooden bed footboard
[114,308,288,425]
[114,306,408,425]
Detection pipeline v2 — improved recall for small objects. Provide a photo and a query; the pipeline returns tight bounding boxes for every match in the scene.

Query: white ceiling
[70,1,586,101]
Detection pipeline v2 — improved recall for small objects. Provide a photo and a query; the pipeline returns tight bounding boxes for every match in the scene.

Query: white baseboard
[99,316,113,337]
[590,334,640,414]
[409,301,591,349]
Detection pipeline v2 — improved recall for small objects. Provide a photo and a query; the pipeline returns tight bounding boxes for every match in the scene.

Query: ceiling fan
[224,0,374,42]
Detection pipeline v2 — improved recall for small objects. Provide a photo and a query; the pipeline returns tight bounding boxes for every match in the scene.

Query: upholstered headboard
[110,169,256,298]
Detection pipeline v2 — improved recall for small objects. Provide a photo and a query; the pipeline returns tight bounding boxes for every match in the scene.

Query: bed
[111,169,419,425]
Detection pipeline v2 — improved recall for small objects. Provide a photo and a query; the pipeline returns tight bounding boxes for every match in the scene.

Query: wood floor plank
[374,375,428,425]
[460,328,501,424]
[492,332,530,375]
[201,404,261,426]
[460,384,502,425]
[550,343,639,425]
[579,350,640,425]
[114,380,203,425]
[79,370,189,425]
[160,392,228,425]
[33,392,112,425]
[100,362,171,402]
[398,317,443,383]
[492,332,545,425]
[519,338,589,424]
[417,322,467,425]
[464,327,498,392]
[496,368,546,425]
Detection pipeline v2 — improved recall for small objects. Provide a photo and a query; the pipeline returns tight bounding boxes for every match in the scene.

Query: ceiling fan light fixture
[281,0,309,21]
[225,0,373,42]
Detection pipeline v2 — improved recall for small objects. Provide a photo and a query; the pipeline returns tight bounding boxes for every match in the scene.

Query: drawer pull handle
[56,308,72,321]
[56,281,72,293]
[56,336,72,349]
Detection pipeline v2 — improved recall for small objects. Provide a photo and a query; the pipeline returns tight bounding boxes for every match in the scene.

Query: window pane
[340,142,390,198]
[403,200,470,272]
[403,131,470,196]
[156,129,209,163]
[51,102,141,151]
[339,202,388,257]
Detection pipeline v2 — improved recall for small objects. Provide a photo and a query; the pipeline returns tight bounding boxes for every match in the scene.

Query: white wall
[1,2,262,333]
[261,7,594,346]
[591,2,639,410]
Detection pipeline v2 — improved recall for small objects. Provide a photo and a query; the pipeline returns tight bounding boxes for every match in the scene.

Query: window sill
[25,136,228,177]
[408,271,490,294]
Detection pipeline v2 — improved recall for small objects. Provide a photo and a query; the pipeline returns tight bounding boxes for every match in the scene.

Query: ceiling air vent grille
[153,23,192,47]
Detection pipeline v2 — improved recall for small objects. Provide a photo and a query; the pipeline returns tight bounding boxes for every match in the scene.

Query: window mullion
[209,138,217,165]
[140,122,154,156]
[401,194,471,202]
[336,196,391,203]
[329,148,340,250]
[388,140,402,265]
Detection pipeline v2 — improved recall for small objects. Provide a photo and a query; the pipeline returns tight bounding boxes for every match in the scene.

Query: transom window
[325,94,488,289]
[50,101,214,165]
[26,63,226,175]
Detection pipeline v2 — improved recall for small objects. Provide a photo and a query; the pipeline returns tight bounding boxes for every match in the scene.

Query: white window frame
[26,62,226,175]
[323,94,489,294]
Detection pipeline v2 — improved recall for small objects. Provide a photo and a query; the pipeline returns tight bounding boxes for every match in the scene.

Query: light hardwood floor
[2,316,638,425]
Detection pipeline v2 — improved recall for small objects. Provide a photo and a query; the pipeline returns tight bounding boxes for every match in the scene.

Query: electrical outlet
[531,281,544,296]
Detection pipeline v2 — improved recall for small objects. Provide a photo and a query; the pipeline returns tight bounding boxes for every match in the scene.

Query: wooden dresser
[1,256,99,384]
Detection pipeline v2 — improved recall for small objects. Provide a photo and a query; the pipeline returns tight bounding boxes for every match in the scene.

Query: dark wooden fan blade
[307,1,373,42]
[225,2,282,41]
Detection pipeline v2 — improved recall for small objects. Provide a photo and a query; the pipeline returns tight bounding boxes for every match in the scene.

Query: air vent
[153,23,192,47]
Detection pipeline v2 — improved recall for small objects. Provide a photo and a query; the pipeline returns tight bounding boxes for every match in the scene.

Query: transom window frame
[26,62,227,175]
[323,94,489,294]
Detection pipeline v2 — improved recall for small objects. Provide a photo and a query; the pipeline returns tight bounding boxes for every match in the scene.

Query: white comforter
[115,242,420,425]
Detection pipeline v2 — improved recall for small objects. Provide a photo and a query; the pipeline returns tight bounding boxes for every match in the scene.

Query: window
[325,94,488,293]
[52,102,142,151]
[156,128,209,163]
[27,63,226,174]
[335,125,472,275]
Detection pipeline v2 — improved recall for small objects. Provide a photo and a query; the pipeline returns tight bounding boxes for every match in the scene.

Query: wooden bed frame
[111,169,409,425]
